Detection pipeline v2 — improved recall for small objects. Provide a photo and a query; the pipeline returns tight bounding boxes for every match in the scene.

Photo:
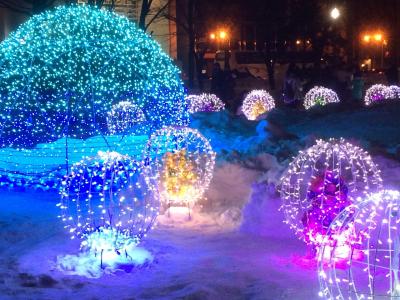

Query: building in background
[0,0,178,60]
[77,0,178,59]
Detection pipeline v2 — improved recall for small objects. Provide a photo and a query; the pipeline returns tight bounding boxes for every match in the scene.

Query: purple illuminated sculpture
[302,170,351,245]
[280,138,382,253]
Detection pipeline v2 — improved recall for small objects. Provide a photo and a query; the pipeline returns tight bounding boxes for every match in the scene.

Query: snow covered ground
[0,102,399,299]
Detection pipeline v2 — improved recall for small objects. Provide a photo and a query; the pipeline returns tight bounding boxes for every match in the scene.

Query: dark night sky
[194,0,399,38]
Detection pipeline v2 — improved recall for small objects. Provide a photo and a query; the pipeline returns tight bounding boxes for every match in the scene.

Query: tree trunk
[139,0,149,30]
[187,0,195,88]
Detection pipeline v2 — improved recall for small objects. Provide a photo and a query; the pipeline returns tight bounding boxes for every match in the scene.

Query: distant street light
[363,35,371,43]
[361,31,386,69]
[330,7,340,20]
[209,29,230,50]
[374,33,382,42]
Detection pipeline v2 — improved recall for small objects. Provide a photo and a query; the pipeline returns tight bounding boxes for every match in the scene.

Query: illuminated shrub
[187,93,225,113]
[242,90,275,120]
[143,126,215,210]
[304,86,340,109]
[318,190,400,300]
[279,138,382,248]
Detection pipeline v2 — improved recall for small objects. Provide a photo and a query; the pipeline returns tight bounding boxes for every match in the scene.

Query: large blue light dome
[0,4,188,147]
[0,5,188,188]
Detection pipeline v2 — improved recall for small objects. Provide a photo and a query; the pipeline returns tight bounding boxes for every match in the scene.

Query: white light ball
[318,190,400,300]
[304,86,340,110]
[142,126,216,210]
[107,101,146,135]
[242,89,275,120]
[387,85,400,99]
[364,84,391,105]
[58,150,159,246]
[279,138,382,246]
[186,93,225,113]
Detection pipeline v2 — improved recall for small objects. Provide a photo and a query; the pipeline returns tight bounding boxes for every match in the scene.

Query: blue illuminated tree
[0,5,188,149]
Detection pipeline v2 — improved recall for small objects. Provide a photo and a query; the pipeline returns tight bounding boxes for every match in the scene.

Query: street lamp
[330,7,340,20]
[361,31,386,69]
[219,30,227,40]
[209,29,229,50]
[374,33,382,42]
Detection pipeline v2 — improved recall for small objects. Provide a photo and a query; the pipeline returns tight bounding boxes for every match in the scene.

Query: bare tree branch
[144,1,170,30]
[162,13,189,32]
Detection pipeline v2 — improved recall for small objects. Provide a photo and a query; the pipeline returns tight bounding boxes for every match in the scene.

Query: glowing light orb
[304,86,340,110]
[242,90,275,120]
[318,190,400,299]
[58,150,159,249]
[107,101,146,135]
[387,85,400,99]
[364,84,391,105]
[0,5,188,187]
[186,93,225,113]
[279,138,382,248]
[143,126,215,210]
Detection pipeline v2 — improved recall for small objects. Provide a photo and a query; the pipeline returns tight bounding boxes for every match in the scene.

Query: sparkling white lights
[107,101,146,135]
[387,85,400,99]
[304,86,340,110]
[242,90,275,120]
[364,84,399,105]
[318,190,400,299]
[58,150,159,249]
[279,138,382,248]
[186,93,225,113]
[142,126,216,212]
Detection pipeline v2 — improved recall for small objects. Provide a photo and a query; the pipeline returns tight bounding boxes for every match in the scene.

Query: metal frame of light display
[142,126,216,217]
[279,138,382,251]
[58,150,160,267]
[318,190,400,300]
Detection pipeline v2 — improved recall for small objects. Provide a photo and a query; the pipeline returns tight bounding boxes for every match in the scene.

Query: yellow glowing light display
[162,149,198,205]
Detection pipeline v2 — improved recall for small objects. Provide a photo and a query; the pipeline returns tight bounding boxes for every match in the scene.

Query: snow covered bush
[187,93,225,113]
[242,90,275,120]
[279,138,382,249]
[304,86,340,109]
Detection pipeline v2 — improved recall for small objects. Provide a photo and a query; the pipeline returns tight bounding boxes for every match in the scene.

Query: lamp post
[209,29,229,50]
[362,31,386,69]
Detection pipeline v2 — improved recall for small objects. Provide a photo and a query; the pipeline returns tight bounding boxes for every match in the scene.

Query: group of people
[208,60,400,111]
[210,63,235,109]
[283,62,400,105]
